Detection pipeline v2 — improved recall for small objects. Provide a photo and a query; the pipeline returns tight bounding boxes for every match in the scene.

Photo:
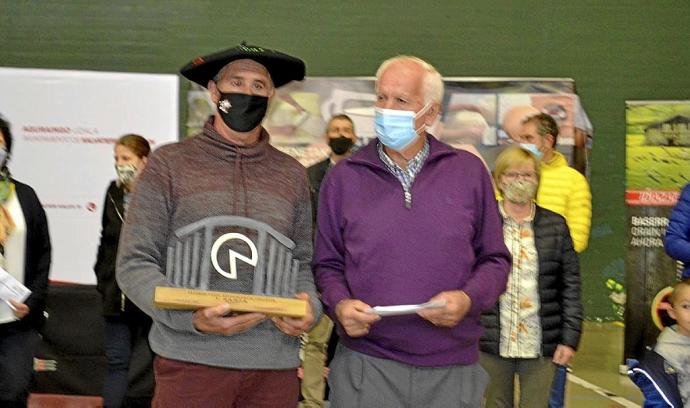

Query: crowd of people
[0,42,687,408]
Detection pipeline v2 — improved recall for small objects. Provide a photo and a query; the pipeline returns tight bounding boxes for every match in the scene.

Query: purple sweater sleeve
[461,166,511,317]
[313,172,351,318]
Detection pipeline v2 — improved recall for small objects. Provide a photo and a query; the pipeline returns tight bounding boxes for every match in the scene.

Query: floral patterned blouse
[498,202,542,358]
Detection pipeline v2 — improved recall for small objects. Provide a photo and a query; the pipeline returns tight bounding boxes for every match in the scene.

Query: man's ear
[424,103,441,126]
[545,134,556,149]
[208,80,220,104]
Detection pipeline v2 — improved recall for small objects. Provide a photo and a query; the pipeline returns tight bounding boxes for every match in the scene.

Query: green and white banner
[624,100,690,359]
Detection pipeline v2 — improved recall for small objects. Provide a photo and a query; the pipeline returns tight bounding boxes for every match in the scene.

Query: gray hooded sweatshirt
[116,118,321,370]
[655,324,690,405]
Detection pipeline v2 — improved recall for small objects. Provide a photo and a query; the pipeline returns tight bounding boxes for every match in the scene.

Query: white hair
[375,55,444,105]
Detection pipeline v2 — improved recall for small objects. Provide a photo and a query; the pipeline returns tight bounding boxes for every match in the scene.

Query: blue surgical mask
[519,143,543,160]
[0,147,7,167]
[375,103,431,151]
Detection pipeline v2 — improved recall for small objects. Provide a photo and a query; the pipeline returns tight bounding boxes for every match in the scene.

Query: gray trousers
[328,344,489,408]
[479,352,556,408]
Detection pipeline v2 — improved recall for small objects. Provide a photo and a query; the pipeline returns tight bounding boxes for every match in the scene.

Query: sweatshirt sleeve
[457,162,512,317]
[116,149,197,333]
[313,170,351,320]
[565,172,592,253]
[291,170,322,326]
[665,184,690,262]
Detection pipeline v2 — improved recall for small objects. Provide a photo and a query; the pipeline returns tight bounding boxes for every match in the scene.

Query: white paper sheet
[366,300,447,317]
[0,266,31,304]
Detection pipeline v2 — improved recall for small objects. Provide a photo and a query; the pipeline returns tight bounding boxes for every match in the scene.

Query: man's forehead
[519,121,540,135]
[329,118,353,128]
[221,59,271,79]
[379,61,424,93]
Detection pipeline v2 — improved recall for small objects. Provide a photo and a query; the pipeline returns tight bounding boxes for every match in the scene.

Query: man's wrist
[334,298,352,314]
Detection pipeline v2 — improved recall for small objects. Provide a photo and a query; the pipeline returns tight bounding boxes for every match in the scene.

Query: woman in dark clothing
[94,134,154,408]
[0,115,52,407]
[480,146,582,408]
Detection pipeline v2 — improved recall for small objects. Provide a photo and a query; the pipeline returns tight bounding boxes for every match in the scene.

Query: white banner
[0,67,179,284]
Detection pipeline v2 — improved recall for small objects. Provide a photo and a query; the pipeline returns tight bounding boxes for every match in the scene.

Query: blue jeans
[103,316,132,408]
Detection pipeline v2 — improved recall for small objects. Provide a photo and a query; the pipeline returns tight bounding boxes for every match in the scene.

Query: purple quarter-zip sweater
[314,135,511,367]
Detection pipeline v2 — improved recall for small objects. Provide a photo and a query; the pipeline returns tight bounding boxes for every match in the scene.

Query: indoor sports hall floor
[563,321,645,407]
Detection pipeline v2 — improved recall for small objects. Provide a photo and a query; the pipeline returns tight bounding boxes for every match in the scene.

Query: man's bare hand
[417,290,471,328]
[272,292,315,337]
[193,303,265,335]
[335,299,380,337]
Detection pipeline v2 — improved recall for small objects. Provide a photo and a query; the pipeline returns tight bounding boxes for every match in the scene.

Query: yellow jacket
[536,151,592,252]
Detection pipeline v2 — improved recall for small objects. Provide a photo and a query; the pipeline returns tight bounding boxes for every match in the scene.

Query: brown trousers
[152,356,299,408]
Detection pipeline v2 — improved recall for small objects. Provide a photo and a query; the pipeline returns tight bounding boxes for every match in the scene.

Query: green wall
[3,1,690,320]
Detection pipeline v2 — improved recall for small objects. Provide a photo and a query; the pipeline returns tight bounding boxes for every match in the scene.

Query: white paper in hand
[366,299,447,317]
[0,266,31,304]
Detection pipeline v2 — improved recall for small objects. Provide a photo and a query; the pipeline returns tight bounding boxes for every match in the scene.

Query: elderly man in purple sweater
[314,56,511,407]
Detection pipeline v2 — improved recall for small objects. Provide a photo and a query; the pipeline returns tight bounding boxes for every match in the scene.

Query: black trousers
[0,322,40,407]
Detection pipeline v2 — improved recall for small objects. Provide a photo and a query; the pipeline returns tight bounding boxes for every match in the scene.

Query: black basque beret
[180,42,305,88]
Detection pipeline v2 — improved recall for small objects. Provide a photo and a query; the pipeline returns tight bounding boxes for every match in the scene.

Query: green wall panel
[2,0,689,320]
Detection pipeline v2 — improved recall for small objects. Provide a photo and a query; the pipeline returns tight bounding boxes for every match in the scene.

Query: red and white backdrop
[0,67,179,284]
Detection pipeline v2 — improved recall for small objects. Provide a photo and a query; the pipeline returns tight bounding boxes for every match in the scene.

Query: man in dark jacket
[306,114,357,224]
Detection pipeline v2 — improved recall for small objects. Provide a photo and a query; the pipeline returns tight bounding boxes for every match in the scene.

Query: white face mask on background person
[115,164,138,187]
[374,102,431,151]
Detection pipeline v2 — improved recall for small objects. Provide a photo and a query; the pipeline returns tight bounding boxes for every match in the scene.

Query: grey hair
[375,55,444,105]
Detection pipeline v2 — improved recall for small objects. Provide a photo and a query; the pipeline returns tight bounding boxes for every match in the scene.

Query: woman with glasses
[479,145,582,407]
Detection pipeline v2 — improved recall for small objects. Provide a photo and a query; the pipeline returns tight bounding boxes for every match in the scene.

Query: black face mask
[328,136,354,155]
[217,92,269,133]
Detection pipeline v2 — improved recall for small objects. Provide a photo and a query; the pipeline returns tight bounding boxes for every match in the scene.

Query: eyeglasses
[502,171,537,180]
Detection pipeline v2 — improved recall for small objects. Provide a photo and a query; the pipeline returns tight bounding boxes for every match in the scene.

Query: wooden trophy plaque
[154,287,307,318]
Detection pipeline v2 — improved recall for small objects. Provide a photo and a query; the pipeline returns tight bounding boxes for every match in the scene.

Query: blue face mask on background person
[519,143,543,160]
[375,103,431,151]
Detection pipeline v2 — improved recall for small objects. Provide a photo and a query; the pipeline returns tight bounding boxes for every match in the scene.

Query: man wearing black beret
[116,43,321,407]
